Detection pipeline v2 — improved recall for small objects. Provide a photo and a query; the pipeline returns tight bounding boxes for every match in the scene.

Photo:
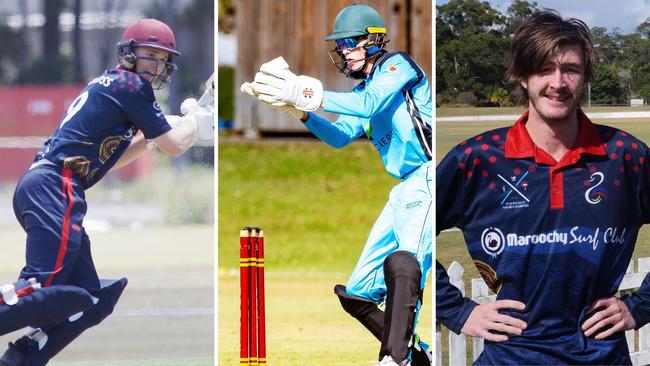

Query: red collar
[504,110,606,167]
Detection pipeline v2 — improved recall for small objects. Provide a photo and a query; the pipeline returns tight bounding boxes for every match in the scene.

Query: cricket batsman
[241,4,432,365]
[0,18,213,365]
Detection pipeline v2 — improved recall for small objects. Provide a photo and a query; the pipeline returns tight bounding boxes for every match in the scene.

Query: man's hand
[461,300,527,342]
[188,106,214,143]
[582,296,636,339]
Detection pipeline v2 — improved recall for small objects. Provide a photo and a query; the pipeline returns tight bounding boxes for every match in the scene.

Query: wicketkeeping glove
[241,82,305,120]
[247,57,323,112]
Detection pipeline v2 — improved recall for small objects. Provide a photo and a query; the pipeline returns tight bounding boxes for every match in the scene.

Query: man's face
[521,44,585,123]
[338,38,369,72]
[134,47,171,83]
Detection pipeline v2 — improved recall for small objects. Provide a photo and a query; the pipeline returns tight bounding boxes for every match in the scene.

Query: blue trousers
[13,164,100,293]
[346,161,432,302]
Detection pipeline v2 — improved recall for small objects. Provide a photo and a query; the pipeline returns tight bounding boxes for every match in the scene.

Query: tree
[436,0,508,104]
[489,87,510,107]
[505,0,537,35]
[591,64,624,105]
[16,0,74,84]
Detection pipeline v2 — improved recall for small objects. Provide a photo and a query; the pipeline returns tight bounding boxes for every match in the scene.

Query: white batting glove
[189,106,214,143]
[241,82,306,120]
[180,98,199,116]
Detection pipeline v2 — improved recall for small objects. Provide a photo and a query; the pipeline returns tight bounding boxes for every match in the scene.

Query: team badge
[585,172,607,205]
[387,65,399,73]
[497,170,531,209]
[481,227,505,258]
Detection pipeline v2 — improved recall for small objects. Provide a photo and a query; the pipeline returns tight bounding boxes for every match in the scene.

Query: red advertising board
[0,84,154,183]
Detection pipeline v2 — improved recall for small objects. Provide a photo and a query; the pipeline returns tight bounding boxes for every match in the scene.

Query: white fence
[436,258,650,366]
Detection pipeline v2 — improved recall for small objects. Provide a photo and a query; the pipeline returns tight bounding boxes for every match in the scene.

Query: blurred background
[0,0,214,365]
[218,1,432,365]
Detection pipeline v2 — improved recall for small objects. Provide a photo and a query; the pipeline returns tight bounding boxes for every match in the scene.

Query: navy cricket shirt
[437,110,650,364]
[35,68,171,189]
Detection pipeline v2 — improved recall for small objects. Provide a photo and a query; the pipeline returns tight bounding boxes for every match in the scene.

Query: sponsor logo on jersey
[481,227,505,258]
[405,200,422,210]
[497,170,530,209]
[585,172,608,205]
[481,226,627,255]
[153,101,164,118]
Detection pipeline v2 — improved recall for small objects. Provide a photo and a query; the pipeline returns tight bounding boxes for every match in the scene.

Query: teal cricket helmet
[325,4,387,41]
[325,4,390,79]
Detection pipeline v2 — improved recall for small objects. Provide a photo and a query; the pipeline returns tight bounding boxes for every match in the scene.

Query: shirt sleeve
[322,54,419,119]
[124,83,171,139]
[303,112,366,148]
[623,142,650,327]
[436,148,478,333]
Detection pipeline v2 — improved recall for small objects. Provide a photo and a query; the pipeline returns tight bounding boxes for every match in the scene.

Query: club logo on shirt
[498,171,530,209]
[387,65,399,73]
[481,227,505,258]
[585,172,608,205]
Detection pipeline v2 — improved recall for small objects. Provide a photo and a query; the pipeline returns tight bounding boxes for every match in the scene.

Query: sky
[436,0,650,34]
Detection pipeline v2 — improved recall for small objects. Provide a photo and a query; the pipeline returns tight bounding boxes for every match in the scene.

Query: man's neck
[525,107,580,162]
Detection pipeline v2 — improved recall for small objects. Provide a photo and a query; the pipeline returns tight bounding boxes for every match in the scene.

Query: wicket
[240,227,266,366]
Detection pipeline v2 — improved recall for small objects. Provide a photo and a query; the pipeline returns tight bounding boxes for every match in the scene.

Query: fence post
[625,260,636,351]
[471,278,489,361]
[436,322,442,366]
[448,261,467,366]
[638,258,650,356]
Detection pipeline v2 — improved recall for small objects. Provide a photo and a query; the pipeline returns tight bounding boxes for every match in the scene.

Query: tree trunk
[73,0,84,81]
[43,0,64,56]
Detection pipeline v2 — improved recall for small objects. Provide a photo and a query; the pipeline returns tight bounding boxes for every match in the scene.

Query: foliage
[489,87,511,107]
[590,64,624,105]
[437,0,650,106]
[218,66,235,120]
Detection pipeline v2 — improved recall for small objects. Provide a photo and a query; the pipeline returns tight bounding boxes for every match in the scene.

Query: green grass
[50,358,213,366]
[218,140,432,365]
[218,140,397,274]
[437,105,650,117]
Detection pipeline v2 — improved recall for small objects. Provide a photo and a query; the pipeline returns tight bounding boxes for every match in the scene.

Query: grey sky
[436,0,650,34]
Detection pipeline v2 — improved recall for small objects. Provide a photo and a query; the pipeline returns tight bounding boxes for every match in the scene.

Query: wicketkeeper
[0,18,213,366]
[241,4,432,365]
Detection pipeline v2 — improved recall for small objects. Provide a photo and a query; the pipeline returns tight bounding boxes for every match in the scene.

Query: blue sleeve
[436,148,477,334]
[323,54,419,119]
[622,273,650,329]
[123,80,171,139]
[303,112,365,148]
[437,261,478,334]
[622,144,650,328]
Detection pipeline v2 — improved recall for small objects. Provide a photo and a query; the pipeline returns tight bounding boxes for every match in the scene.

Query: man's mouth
[545,94,570,102]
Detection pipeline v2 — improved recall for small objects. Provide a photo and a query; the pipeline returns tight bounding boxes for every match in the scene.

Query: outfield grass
[437,105,650,117]
[218,139,433,365]
[218,140,397,274]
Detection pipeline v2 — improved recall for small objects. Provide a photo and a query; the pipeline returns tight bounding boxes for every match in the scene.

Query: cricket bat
[197,72,215,108]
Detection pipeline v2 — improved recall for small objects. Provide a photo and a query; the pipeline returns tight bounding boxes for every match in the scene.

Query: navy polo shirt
[437,110,650,364]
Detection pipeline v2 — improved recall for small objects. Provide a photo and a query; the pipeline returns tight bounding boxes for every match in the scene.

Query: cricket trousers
[13,163,100,293]
[346,161,432,305]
